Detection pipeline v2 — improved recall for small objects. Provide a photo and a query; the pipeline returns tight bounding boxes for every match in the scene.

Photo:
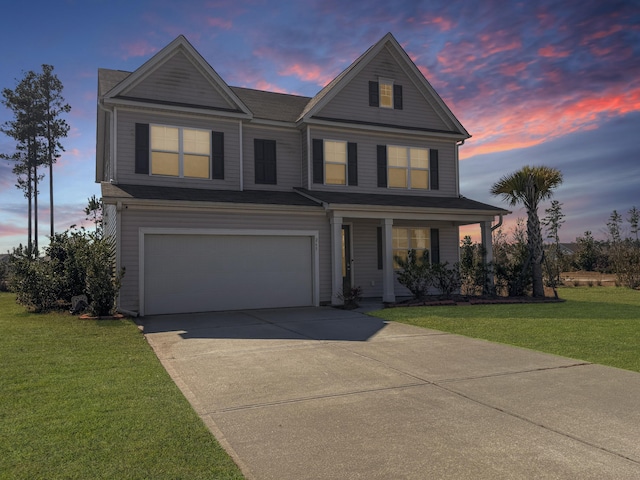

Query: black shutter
[429,149,439,190]
[369,81,379,107]
[135,123,149,174]
[431,228,440,264]
[312,139,324,184]
[254,139,265,184]
[393,84,403,110]
[377,145,387,187]
[211,131,224,179]
[264,140,276,184]
[377,227,383,270]
[347,142,358,186]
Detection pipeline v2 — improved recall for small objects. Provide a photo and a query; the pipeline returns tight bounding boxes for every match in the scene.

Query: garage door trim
[139,227,320,316]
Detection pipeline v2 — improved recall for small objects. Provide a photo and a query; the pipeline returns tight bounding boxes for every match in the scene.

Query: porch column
[330,215,343,305]
[480,220,494,291]
[381,218,395,303]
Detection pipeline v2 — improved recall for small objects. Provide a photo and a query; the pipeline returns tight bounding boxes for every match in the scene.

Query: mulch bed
[386,295,565,308]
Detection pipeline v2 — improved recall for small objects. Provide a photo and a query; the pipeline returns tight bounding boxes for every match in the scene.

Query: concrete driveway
[142,306,640,479]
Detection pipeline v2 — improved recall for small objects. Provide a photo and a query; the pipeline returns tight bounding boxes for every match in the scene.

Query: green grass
[0,292,244,480]
[371,287,640,373]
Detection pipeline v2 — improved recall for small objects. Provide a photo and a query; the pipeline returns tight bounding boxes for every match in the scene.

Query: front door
[342,225,352,292]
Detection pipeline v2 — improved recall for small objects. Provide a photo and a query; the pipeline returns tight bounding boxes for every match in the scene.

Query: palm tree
[491,165,563,297]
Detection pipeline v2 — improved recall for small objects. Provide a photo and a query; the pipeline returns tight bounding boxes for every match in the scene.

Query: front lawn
[0,292,244,480]
[371,287,640,373]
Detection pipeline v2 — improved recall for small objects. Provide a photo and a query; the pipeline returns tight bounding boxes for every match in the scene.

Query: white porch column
[480,220,494,290]
[381,218,395,303]
[330,215,343,305]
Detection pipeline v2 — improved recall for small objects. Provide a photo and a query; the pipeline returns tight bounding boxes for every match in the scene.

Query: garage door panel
[144,233,314,314]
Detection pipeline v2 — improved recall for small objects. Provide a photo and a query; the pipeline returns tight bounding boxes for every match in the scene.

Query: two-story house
[97,33,508,316]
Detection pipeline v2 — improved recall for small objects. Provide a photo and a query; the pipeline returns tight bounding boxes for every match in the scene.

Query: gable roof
[102,35,252,117]
[299,33,470,138]
[230,87,311,123]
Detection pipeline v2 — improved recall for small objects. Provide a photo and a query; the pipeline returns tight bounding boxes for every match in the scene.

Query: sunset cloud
[119,40,158,60]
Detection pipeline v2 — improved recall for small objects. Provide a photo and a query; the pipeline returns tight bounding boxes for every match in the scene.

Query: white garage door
[143,233,314,315]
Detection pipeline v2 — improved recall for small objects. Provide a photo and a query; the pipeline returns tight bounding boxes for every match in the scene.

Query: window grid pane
[151,152,179,176]
[150,125,211,179]
[183,154,210,178]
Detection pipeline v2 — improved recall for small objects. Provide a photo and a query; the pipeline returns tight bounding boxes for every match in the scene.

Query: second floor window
[151,125,211,179]
[325,140,347,185]
[388,146,429,189]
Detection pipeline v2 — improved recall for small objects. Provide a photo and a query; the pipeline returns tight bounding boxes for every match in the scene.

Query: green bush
[431,262,461,298]
[395,249,432,300]
[8,228,123,315]
[8,245,59,312]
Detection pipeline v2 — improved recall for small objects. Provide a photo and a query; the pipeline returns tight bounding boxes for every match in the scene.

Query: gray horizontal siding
[117,207,331,312]
[242,125,303,191]
[348,219,460,298]
[317,46,452,132]
[308,125,458,196]
[126,51,234,109]
[115,109,241,190]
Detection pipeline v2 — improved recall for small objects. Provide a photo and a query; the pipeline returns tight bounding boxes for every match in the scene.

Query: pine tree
[39,65,70,237]
[1,65,70,252]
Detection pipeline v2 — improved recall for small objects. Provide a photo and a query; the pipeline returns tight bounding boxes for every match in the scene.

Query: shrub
[81,233,123,316]
[8,245,59,312]
[338,286,363,308]
[431,262,461,298]
[395,249,432,300]
[8,228,124,315]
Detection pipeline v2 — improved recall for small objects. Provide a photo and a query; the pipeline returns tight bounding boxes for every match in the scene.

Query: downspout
[491,213,504,231]
[455,139,465,197]
[239,120,244,191]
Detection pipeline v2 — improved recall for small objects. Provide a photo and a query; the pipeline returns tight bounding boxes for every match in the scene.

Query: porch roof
[295,188,509,214]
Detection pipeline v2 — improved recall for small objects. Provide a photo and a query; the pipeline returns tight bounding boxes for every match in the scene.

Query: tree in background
[39,65,71,237]
[607,207,640,289]
[1,65,70,252]
[491,165,563,297]
[542,200,566,295]
[1,71,44,253]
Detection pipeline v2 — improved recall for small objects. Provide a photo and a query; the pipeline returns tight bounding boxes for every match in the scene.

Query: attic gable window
[369,80,403,110]
[150,125,211,179]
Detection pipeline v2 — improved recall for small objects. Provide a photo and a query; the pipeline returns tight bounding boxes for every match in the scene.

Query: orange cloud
[538,45,570,58]
[459,86,640,159]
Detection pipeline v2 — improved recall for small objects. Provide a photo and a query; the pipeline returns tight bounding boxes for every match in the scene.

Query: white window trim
[150,124,211,179]
[387,145,429,190]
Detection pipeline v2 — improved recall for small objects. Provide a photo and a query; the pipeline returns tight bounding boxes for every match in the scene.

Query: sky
[1,0,639,253]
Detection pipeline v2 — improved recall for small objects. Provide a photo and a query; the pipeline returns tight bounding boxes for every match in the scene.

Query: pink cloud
[120,40,158,60]
[421,15,454,32]
[538,45,570,58]
[499,61,529,77]
[206,17,232,29]
[279,63,335,87]
[581,24,623,44]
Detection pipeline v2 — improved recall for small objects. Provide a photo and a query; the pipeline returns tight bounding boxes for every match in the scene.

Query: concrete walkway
[142,307,640,479]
